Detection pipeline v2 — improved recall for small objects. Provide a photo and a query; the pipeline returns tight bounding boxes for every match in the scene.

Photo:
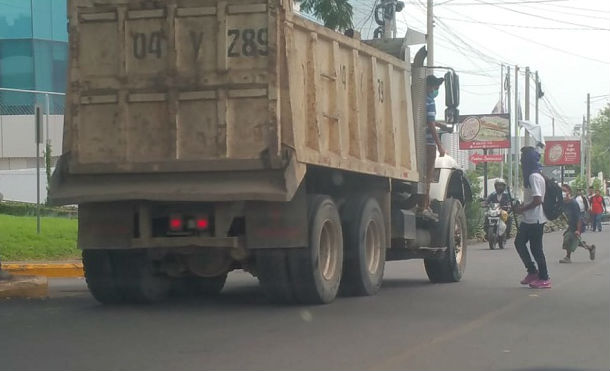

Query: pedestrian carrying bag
[542,176,563,220]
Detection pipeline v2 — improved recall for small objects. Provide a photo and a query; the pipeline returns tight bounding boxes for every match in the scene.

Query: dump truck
[50,0,472,304]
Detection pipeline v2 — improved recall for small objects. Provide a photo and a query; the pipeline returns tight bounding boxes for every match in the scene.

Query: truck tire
[339,196,386,296]
[82,249,124,304]
[257,195,343,304]
[112,250,171,304]
[424,198,467,283]
[256,249,297,304]
[289,195,343,304]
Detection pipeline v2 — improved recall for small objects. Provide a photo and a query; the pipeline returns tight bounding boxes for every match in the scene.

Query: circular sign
[548,143,564,163]
[459,117,480,142]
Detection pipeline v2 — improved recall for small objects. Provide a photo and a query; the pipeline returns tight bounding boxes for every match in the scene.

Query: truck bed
[53,0,419,204]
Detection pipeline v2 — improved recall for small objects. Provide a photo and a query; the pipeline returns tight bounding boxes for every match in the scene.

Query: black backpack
[542,175,563,220]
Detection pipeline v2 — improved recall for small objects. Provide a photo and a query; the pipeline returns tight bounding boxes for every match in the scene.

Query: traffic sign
[542,166,561,179]
[469,153,504,164]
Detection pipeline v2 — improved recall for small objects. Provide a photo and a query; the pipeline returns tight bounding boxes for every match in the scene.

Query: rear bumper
[48,153,306,205]
[130,236,243,249]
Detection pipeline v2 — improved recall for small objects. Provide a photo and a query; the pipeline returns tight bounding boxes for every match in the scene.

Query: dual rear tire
[256,194,386,304]
[83,249,171,304]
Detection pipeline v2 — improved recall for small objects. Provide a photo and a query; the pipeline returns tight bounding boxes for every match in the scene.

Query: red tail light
[196,217,209,230]
[169,215,183,231]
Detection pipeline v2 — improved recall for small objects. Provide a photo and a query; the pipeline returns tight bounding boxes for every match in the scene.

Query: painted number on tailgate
[227,28,268,57]
[133,31,164,59]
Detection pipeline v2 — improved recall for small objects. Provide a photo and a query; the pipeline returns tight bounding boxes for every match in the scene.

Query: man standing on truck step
[419,75,447,220]
[514,146,550,289]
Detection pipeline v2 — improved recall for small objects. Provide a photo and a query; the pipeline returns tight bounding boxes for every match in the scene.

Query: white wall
[0,115,64,158]
[0,168,51,203]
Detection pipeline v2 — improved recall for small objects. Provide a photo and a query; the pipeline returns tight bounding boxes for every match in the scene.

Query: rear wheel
[256,195,343,305]
[289,195,343,304]
[340,196,386,296]
[82,249,124,304]
[425,198,467,283]
[112,250,171,304]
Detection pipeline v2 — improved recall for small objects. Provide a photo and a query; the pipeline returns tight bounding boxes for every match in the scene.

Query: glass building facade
[0,0,68,113]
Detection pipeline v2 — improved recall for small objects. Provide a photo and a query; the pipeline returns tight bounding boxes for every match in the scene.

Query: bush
[465,170,484,239]
[0,201,77,219]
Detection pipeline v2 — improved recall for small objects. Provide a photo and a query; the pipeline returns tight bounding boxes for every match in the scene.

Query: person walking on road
[514,146,551,289]
[559,184,595,264]
[574,189,589,232]
[589,189,606,232]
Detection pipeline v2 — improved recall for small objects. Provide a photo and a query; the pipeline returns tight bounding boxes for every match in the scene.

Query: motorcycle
[485,202,509,250]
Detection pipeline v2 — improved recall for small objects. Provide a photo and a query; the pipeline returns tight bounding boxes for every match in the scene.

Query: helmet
[494,179,506,186]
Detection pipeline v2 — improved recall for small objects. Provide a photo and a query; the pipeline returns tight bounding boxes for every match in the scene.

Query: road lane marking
[369,258,609,370]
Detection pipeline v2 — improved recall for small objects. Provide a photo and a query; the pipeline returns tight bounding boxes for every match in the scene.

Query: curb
[3,263,84,278]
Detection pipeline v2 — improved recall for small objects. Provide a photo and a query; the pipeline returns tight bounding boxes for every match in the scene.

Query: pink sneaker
[529,279,551,289]
[520,273,538,285]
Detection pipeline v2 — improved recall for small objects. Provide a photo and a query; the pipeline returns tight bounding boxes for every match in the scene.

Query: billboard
[458,114,510,150]
[544,140,581,165]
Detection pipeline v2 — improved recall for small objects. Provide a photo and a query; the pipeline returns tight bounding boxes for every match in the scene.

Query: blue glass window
[33,0,53,40]
[0,1,33,39]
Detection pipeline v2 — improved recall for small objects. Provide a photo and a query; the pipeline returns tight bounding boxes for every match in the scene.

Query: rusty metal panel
[68,0,277,171]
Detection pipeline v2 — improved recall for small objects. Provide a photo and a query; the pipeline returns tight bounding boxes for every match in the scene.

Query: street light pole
[524,67,530,147]
[427,0,434,67]
[514,66,520,197]
[587,93,591,186]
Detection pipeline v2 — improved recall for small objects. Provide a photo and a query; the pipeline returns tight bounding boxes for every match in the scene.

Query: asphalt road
[1,229,608,371]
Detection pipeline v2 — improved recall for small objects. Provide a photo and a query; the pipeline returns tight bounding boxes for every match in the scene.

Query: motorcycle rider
[486,179,512,237]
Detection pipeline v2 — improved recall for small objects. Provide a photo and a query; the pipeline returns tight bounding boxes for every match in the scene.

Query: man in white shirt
[514,146,550,289]
[574,189,589,231]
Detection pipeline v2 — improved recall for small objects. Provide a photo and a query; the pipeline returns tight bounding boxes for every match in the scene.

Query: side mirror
[445,107,459,125]
[444,71,460,109]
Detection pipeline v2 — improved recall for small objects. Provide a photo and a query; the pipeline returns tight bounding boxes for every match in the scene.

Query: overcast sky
[351,0,610,137]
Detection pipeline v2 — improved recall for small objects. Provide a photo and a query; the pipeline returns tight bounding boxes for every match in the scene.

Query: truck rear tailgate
[67,0,280,173]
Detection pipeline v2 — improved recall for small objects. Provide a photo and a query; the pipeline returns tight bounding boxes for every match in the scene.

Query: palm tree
[297,0,353,31]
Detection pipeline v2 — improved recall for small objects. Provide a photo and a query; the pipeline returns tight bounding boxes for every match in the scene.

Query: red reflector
[196,218,209,230]
[169,216,183,231]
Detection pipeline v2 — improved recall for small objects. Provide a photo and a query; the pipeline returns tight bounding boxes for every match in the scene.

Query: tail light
[196,216,209,231]
[169,214,183,231]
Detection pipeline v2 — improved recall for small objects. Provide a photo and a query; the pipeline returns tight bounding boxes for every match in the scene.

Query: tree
[297,0,353,31]
[590,104,610,178]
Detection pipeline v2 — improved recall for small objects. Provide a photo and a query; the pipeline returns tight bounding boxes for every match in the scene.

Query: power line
[511,1,610,21]
[438,7,610,65]
[434,0,570,5]
[471,0,610,30]
[435,16,603,31]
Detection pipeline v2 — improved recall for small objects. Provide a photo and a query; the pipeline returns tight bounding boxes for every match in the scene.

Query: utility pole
[427,0,434,67]
[500,64,504,180]
[581,115,585,179]
[507,66,513,193]
[535,71,540,136]
[514,66,520,197]
[586,93,591,186]
[552,117,555,136]
[524,67,530,147]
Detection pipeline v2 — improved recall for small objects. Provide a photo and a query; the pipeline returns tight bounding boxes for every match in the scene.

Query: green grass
[0,214,79,261]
